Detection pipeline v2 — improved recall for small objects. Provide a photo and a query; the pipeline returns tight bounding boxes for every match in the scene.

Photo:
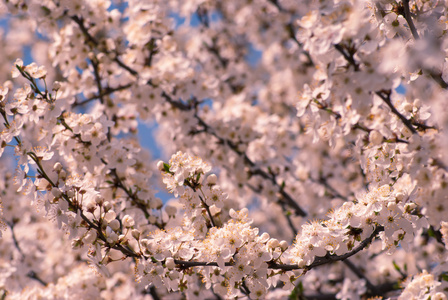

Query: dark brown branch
[375,91,417,134]
[173,226,384,271]
[428,71,448,89]
[90,57,105,105]
[8,222,49,286]
[71,16,98,45]
[280,202,298,240]
[267,0,314,66]
[27,271,48,286]
[333,44,434,135]
[71,15,138,77]
[198,194,217,228]
[71,8,309,221]
[397,1,448,88]
[147,286,161,300]
[334,43,359,71]
[74,83,133,106]
[401,0,420,40]
[194,115,307,217]
[6,221,25,259]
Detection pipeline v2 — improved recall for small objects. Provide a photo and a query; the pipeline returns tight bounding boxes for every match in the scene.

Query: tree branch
[375,91,417,134]
[173,226,384,271]
[401,0,420,40]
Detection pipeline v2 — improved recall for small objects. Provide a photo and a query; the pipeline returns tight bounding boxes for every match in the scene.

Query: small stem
[7,221,25,260]
[198,191,217,227]
[27,271,48,286]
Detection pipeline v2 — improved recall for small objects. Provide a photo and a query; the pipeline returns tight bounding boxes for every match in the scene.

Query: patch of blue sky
[199,98,213,109]
[109,0,128,12]
[170,13,186,29]
[137,121,172,203]
[395,84,406,94]
[171,10,223,29]
[0,17,9,31]
[246,43,262,67]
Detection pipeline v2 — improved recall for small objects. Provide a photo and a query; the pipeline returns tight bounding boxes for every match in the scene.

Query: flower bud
[51,187,62,198]
[260,232,270,243]
[403,102,413,112]
[395,192,404,201]
[157,160,165,171]
[103,201,112,211]
[71,239,83,249]
[109,219,120,231]
[131,229,141,240]
[59,170,67,180]
[267,238,279,249]
[402,127,413,138]
[122,215,135,227]
[165,205,177,217]
[107,232,118,244]
[297,258,306,268]
[432,292,447,300]
[85,200,96,211]
[53,162,63,172]
[404,203,416,213]
[279,240,288,251]
[104,210,116,223]
[119,235,128,245]
[95,195,105,205]
[84,230,97,244]
[140,239,149,248]
[52,81,62,91]
[387,202,397,210]
[152,197,163,210]
[166,257,175,269]
[369,130,383,145]
[207,174,218,185]
[413,99,421,108]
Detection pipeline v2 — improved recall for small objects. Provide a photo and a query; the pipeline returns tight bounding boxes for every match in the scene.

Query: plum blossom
[1,0,448,299]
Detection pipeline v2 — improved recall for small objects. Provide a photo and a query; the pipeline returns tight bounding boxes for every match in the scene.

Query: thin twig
[27,271,48,286]
[6,221,25,259]
[375,91,417,134]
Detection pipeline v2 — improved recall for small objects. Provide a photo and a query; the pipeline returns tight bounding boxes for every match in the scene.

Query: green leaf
[288,281,303,300]
[41,6,51,15]
[441,272,448,281]
[288,286,298,300]
[427,227,436,238]
[163,163,171,173]
[392,261,401,273]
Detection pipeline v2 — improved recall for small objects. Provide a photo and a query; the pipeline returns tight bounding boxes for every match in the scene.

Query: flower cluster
[398,271,447,300]
[0,0,448,299]
[160,151,211,197]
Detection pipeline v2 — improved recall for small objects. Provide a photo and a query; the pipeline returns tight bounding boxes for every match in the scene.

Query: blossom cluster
[0,0,448,299]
